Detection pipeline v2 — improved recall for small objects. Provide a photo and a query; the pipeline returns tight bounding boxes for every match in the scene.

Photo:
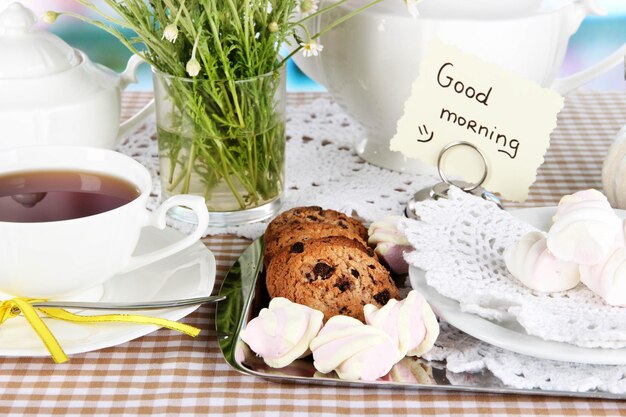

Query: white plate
[409,207,626,365]
[0,227,216,357]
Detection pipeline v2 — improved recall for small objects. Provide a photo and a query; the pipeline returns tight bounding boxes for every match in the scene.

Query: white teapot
[0,2,153,151]
[294,0,626,173]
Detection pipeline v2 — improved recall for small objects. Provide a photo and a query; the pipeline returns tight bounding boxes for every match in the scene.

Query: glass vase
[152,66,286,226]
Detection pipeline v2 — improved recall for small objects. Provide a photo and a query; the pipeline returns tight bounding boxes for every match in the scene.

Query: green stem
[217,145,247,209]
[292,0,350,26]
[206,13,246,129]
[181,141,197,194]
[72,0,132,28]
[313,0,385,40]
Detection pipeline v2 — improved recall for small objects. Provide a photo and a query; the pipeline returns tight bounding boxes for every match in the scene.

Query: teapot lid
[0,2,80,79]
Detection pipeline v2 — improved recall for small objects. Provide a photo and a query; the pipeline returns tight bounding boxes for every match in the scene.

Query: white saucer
[409,207,626,365]
[0,226,216,357]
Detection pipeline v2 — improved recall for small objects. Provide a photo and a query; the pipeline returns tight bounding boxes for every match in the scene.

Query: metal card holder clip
[405,141,503,219]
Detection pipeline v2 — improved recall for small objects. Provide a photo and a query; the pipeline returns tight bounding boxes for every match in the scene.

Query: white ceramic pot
[0,2,154,151]
[294,0,626,173]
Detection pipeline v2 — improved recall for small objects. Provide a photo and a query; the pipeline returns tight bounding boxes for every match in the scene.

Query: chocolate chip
[368,264,376,269]
[307,215,319,221]
[313,262,335,280]
[290,242,304,253]
[373,290,391,305]
[350,269,360,278]
[334,276,352,292]
[338,221,348,230]
[339,306,349,314]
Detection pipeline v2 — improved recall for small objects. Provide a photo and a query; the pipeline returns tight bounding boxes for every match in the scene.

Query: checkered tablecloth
[1,92,625,416]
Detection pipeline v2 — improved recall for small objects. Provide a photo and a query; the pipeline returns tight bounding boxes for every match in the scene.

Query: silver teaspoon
[30,295,226,310]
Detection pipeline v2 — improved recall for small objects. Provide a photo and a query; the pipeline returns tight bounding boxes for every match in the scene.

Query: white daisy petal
[162,24,179,42]
[300,40,323,58]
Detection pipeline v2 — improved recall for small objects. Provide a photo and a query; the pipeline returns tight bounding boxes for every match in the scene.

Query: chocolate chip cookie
[265,206,368,245]
[265,236,400,322]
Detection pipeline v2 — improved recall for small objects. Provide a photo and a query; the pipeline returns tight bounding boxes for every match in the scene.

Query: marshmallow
[368,216,413,274]
[310,315,399,381]
[384,357,435,384]
[505,231,580,292]
[241,297,324,368]
[580,245,626,306]
[547,189,622,265]
[364,290,439,360]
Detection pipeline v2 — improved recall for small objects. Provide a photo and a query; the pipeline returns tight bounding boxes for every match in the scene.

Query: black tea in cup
[0,170,140,223]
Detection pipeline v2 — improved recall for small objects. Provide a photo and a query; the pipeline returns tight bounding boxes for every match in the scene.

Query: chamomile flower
[300,40,323,58]
[162,24,179,42]
[186,58,201,77]
[162,1,185,43]
[299,0,318,17]
[403,0,420,18]
[42,11,59,24]
[186,30,202,77]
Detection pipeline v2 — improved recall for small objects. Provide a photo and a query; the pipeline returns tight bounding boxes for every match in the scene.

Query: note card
[390,39,564,201]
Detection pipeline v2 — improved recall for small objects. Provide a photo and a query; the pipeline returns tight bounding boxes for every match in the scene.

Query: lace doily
[117,98,438,239]
[402,188,626,349]
[426,323,626,394]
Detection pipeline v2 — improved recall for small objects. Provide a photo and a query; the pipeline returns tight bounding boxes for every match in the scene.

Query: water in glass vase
[157,125,285,226]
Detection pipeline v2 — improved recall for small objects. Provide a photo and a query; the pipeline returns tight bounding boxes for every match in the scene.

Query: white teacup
[0,146,209,300]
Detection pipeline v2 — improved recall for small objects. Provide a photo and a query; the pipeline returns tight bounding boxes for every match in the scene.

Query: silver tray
[215,238,625,400]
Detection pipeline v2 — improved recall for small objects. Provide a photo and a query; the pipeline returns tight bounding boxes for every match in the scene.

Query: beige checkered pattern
[0,92,624,416]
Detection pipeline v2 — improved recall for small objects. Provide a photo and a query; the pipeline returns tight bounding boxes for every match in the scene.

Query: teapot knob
[0,2,36,36]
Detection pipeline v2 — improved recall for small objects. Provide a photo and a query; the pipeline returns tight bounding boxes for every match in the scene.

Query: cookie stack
[264,206,400,322]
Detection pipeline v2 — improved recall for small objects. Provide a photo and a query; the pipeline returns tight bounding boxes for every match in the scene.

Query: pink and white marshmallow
[547,189,622,265]
[382,357,435,384]
[241,297,324,368]
[579,245,626,306]
[310,315,399,381]
[364,290,439,361]
[505,231,580,292]
[368,216,414,274]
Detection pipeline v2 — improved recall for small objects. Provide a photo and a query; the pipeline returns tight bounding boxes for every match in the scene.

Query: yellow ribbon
[0,298,201,364]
